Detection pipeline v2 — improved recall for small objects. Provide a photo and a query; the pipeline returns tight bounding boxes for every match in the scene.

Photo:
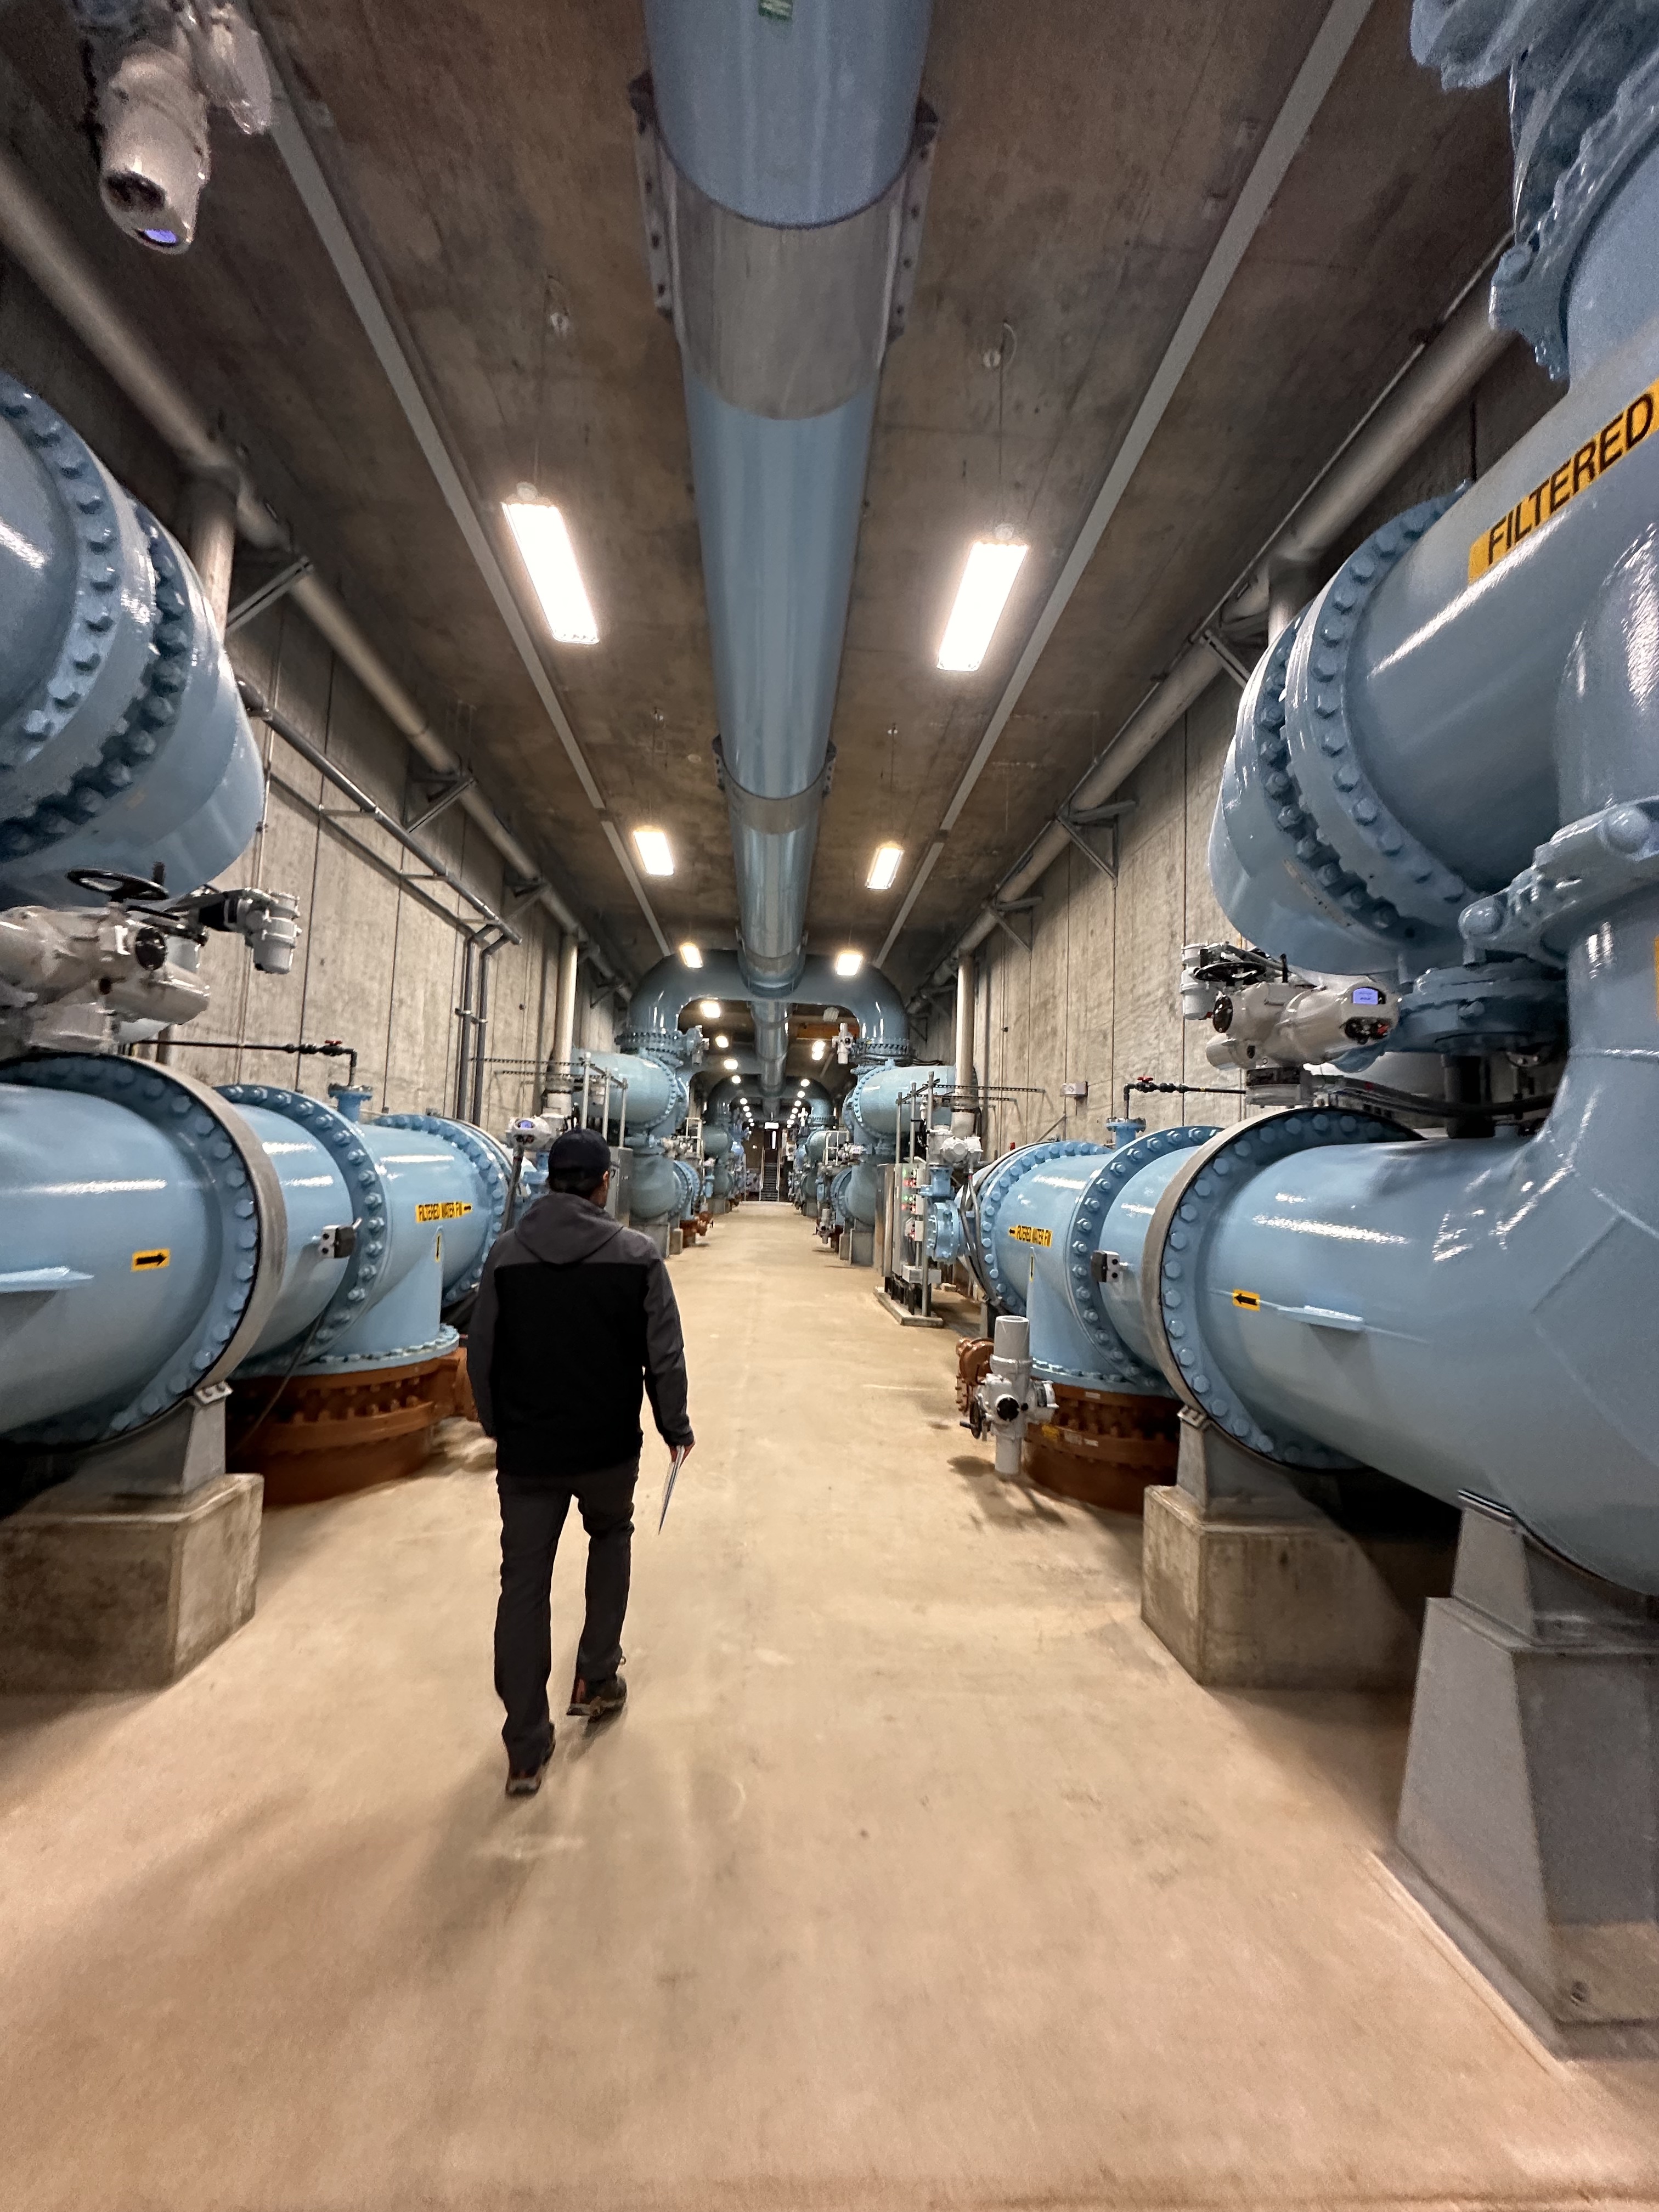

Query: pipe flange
[973,1139,1100,1313]
[220,1084,388,1359]
[285,1323,461,1375]
[1270,493,1472,950]
[1141,1106,1414,1468]
[374,1112,509,1302]
[0,376,155,809]
[1494,24,1659,378]
[1065,1125,1217,1384]
[1,510,206,867]
[0,1054,288,1443]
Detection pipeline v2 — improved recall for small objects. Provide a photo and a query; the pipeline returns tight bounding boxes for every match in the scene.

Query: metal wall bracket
[504,872,549,915]
[1056,798,1136,880]
[225,554,313,636]
[988,896,1039,953]
[403,768,476,833]
[1199,625,1254,687]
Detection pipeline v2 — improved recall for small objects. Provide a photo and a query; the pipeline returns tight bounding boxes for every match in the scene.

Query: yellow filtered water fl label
[415,1200,472,1223]
[1008,1223,1052,1247]
[1469,378,1658,582]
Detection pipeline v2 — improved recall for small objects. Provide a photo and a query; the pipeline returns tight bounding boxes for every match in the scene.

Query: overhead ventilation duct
[632,0,935,1068]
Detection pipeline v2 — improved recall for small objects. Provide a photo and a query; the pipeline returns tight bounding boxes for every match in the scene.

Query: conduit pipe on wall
[636,0,933,1064]
[0,140,622,984]
[925,237,1515,986]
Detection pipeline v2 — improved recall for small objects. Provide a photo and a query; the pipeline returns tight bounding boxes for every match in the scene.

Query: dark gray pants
[494,1457,637,1769]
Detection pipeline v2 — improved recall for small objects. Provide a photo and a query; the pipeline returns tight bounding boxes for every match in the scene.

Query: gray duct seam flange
[221,1082,388,1366]
[2,1056,288,1442]
[1139,1106,1415,1470]
[713,734,835,836]
[376,1113,509,1304]
[1273,492,1471,956]
[1064,1125,1218,1390]
[631,78,937,422]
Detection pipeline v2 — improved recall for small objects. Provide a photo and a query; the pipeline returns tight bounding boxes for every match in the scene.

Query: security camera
[72,1,271,254]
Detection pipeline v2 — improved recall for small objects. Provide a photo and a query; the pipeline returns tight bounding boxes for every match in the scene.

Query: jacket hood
[512,1190,628,1266]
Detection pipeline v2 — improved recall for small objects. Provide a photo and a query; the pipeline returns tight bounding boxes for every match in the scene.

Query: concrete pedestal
[0,1472,262,1691]
[1393,1507,1659,2053]
[1141,1413,1454,1689]
[840,1224,874,1268]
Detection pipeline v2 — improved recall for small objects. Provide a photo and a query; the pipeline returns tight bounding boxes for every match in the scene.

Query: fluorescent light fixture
[833,949,864,978]
[810,1039,826,1060]
[714,1033,730,1048]
[938,537,1028,671]
[698,999,721,1018]
[633,827,674,877]
[679,943,703,969]
[866,842,904,890]
[502,499,599,644]
[723,1057,739,1070]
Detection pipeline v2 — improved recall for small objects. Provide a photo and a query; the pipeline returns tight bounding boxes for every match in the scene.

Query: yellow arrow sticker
[1232,1288,1260,1311]
[131,1248,170,1272]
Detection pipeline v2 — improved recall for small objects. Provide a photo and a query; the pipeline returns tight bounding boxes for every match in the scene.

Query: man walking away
[467,1127,693,1798]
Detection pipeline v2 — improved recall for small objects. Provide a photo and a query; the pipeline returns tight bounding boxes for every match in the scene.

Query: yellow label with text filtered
[415,1200,472,1223]
[1468,378,1659,582]
[1008,1223,1052,1247]
[131,1248,170,1272]
[1232,1289,1260,1311]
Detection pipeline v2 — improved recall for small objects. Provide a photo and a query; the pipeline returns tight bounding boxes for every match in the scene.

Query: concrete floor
[3,1206,1659,2211]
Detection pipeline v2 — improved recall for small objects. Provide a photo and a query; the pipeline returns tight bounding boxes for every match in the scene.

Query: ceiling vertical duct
[633,0,934,1096]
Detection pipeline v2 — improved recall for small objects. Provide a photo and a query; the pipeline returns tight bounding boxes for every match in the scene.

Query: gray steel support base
[1393,1507,1659,2053]
[0,1472,263,1691]
[840,1224,874,1268]
[874,1288,947,1328]
[1141,1412,1455,1689]
[633,1218,670,1257]
[668,1226,684,1256]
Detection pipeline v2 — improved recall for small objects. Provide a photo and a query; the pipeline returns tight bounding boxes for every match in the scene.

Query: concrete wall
[929,343,1558,1150]
[2,262,619,1129]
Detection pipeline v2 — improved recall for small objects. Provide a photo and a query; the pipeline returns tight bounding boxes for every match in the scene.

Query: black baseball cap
[548,1127,613,1182]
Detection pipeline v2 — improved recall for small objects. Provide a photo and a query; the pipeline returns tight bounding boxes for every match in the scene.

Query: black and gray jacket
[466,1193,693,1479]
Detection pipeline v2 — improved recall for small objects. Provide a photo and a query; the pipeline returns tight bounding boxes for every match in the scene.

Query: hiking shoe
[567,1672,628,1722]
[505,1741,552,1798]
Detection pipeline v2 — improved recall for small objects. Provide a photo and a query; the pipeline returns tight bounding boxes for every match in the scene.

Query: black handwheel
[65,868,170,904]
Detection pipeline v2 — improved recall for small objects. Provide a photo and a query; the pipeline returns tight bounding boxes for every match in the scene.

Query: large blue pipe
[0,1061,507,1448]
[638,1,933,1063]
[1149,4,1659,1592]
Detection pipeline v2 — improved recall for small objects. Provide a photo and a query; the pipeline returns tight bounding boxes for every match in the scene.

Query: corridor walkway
[3,1205,1658,2210]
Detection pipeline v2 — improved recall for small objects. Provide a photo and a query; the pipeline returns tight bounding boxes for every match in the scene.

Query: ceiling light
[810,1039,826,1060]
[679,943,703,969]
[633,827,674,877]
[714,1033,730,1048]
[723,1056,739,1070]
[866,842,904,890]
[698,998,720,1017]
[833,949,864,978]
[503,498,599,644]
[938,537,1028,671]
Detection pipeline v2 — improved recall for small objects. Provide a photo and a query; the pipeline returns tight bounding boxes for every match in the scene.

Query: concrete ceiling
[0,0,1516,988]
